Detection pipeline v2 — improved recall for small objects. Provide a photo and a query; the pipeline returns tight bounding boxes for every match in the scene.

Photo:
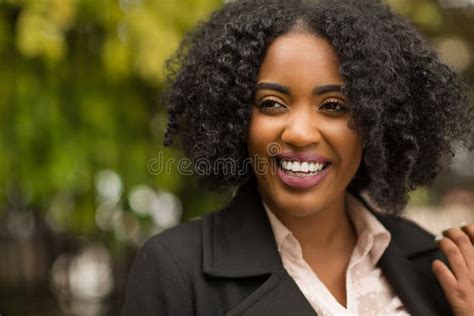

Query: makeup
[276,161,331,189]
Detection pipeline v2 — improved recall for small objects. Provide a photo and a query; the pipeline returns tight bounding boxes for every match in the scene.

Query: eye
[256,99,286,113]
[319,99,350,113]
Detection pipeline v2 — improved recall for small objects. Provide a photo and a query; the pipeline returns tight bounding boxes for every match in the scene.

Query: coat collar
[202,176,283,277]
[349,187,439,258]
[202,176,450,315]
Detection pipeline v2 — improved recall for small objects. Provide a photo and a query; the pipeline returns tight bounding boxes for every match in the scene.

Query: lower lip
[276,162,331,189]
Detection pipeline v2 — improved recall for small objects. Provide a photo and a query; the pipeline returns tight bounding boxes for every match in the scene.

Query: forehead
[257,32,343,87]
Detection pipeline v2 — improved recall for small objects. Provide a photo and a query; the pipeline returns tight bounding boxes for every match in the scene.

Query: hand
[432,224,474,316]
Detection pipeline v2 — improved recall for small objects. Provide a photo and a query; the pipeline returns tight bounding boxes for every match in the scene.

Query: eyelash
[256,98,349,114]
[320,99,350,113]
[257,99,285,112]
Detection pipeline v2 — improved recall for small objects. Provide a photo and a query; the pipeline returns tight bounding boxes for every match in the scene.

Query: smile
[276,158,332,189]
[279,159,329,174]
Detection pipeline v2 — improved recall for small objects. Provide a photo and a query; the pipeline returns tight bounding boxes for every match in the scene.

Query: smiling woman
[122,0,474,315]
[249,33,363,218]
[247,34,366,309]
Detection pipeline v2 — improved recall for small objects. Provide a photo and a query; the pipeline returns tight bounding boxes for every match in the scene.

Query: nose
[280,108,321,148]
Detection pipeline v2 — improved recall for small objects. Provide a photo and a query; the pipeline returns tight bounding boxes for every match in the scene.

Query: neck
[264,192,357,257]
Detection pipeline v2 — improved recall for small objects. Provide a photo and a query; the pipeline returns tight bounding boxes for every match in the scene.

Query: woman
[123,0,474,315]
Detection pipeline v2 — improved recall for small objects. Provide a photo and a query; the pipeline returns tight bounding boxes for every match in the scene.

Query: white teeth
[280,159,328,173]
[315,162,322,171]
[301,162,309,172]
[293,162,301,172]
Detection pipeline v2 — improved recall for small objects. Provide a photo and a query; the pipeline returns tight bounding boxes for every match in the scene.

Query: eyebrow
[255,82,343,95]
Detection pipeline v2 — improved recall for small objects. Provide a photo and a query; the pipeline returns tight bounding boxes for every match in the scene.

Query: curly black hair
[161,0,474,214]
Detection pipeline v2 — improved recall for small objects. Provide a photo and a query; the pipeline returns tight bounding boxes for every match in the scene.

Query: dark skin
[247,31,474,313]
[247,32,361,307]
[433,225,474,316]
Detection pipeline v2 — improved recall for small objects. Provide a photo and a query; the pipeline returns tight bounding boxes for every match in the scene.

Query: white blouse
[262,191,410,315]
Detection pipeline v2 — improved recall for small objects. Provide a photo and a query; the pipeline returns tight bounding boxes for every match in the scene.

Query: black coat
[122,177,452,316]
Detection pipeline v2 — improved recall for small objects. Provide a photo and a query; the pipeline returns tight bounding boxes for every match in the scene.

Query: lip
[276,151,332,163]
[276,161,331,189]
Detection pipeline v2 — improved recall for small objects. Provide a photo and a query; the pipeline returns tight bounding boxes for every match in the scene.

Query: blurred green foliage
[0,0,225,241]
[0,1,472,315]
[0,0,473,241]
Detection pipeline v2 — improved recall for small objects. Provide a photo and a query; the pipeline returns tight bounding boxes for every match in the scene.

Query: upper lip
[277,151,332,164]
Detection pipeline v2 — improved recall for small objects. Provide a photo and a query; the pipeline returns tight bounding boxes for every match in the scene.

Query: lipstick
[275,152,332,189]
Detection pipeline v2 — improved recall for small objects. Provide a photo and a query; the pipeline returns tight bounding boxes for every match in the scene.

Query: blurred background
[0,0,472,315]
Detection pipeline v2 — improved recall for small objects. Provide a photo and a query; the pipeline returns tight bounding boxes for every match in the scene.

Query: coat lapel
[202,176,316,315]
[353,191,453,316]
[202,177,450,315]
[377,244,443,316]
[202,175,282,278]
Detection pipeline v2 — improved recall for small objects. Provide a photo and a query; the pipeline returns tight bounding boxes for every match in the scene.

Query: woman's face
[247,32,363,218]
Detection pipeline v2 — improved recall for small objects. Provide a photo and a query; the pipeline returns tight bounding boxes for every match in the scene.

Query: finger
[460,224,474,244]
[437,236,469,280]
[432,259,457,291]
[442,227,474,271]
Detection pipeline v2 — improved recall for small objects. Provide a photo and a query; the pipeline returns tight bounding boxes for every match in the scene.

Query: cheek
[247,113,280,155]
[341,132,363,166]
[326,122,363,164]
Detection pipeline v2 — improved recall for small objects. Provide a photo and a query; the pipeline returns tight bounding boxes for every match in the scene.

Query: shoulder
[376,212,449,266]
[350,189,439,257]
[141,215,206,272]
[122,215,209,315]
[147,216,203,249]
[380,213,436,244]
